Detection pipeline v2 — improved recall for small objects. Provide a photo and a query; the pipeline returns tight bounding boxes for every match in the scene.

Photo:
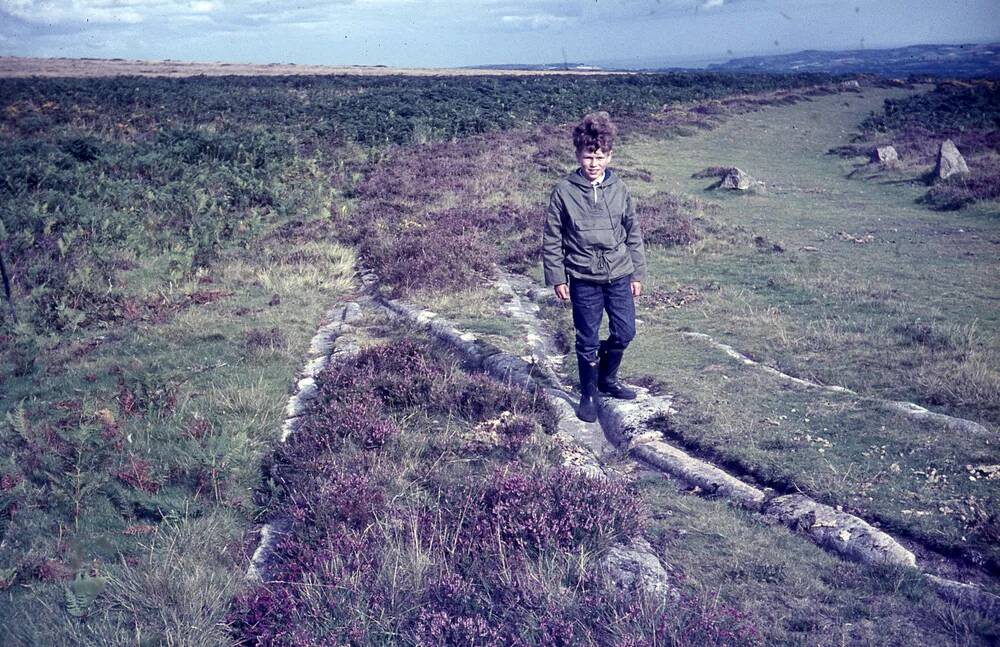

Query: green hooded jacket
[542,168,647,286]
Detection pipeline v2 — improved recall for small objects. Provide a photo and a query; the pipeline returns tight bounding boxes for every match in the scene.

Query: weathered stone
[598,389,677,444]
[840,79,862,91]
[720,167,754,190]
[284,393,307,418]
[279,416,301,442]
[547,390,618,460]
[301,354,328,378]
[555,433,606,478]
[934,139,970,181]
[763,494,917,568]
[308,324,340,356]
[925,574,1000,616]
[341,301,364,323]
[295,376,318,401]
[631,438,767,510]
[601,537,678,599]
[246,518,291,582]
[871,145,899,167]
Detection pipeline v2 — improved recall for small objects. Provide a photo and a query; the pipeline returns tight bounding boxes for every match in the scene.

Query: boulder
[934,139,969,181]
[840,79,862,91]
[871,145,899,167]
[601,538,678,599]
[720,167,753,190]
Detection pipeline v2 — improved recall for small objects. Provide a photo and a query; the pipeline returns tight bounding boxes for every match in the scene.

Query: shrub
[452,373,559,434]
[636,192,704,247]
[412,608,502,647]
[452,466,645,554]
[243,327,286,352]
[359,215,496,296]
[313,338,456,411]
[293,396,401,453]
[920,157,1000,210]
[228,585,300,646]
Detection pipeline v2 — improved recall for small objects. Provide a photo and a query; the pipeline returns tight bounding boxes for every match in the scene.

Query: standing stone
[934,139,970,180]
[871,145,899,167]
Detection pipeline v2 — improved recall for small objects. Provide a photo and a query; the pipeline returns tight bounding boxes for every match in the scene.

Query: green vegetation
[577,86,1000,575]
[2,71,997,644]
[844,80,1000,209]
[860,82,1000,134]
[0,71,842,645]
[637,470,996,645]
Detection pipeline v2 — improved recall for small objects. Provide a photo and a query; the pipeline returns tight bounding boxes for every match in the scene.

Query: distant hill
[707,42,999,78]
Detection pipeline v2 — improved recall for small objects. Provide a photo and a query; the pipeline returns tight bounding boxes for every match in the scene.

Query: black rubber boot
[576,355,600,423]
[598,348,637,400]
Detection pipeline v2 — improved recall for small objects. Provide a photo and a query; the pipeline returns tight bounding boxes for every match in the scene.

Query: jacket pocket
[572,210,615,248]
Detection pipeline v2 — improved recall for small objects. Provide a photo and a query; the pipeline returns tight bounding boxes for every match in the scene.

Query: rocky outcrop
[934,139,970,181]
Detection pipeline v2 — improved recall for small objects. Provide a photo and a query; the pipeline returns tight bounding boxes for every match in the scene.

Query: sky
[1,0,998,68]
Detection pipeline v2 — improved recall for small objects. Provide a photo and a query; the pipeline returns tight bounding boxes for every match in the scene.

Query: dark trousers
[570,274,636,363]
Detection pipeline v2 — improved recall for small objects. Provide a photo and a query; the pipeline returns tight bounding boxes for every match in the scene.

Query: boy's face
[576,147,612,182]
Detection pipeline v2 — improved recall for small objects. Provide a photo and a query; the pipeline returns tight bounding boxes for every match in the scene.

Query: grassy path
[626,86,998,408]
[613,87,1000,574]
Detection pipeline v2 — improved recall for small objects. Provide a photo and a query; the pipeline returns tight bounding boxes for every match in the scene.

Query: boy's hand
[554,284,570,300]
[631,281,642,297]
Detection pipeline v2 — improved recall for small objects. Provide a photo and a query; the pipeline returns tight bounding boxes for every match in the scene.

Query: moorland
[0,63,998,645]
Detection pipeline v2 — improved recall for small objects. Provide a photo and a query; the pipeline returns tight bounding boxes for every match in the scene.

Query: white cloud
[1,1,996,67]
[1,0,154,24]
[500,13,569,30]
[189,0,216,13]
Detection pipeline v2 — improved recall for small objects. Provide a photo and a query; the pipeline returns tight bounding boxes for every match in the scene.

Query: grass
[635,467,999,645]
[393,84,1000,577]
[576,86,1000,573]
[0,218,357,644]
[625,329,1000,574]
[3,73,997,644]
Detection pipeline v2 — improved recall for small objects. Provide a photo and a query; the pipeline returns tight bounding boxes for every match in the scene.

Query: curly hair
[572,111,617,153]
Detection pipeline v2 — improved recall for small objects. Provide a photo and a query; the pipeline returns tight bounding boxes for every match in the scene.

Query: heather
[344,134,552,296]
[234,333,760,645]
[859,82,1000,139]
[3,71,995,645]
[1,70,815,642]
[842,80,1000,210]
[346,129,718,297]
[635,192,709,247]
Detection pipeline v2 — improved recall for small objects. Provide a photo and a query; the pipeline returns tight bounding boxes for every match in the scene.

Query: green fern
[5,404,29,443]
[65,570,107,618]
[0,566,16,590]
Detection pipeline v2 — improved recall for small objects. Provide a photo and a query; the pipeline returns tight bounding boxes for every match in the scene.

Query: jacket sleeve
[622,187,647,282]
[542,187,568,287]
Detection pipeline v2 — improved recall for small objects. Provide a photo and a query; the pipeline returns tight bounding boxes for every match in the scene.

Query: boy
[542,112,646,422]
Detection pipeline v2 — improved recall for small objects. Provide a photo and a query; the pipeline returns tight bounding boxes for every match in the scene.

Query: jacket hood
[567,168,619,188]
